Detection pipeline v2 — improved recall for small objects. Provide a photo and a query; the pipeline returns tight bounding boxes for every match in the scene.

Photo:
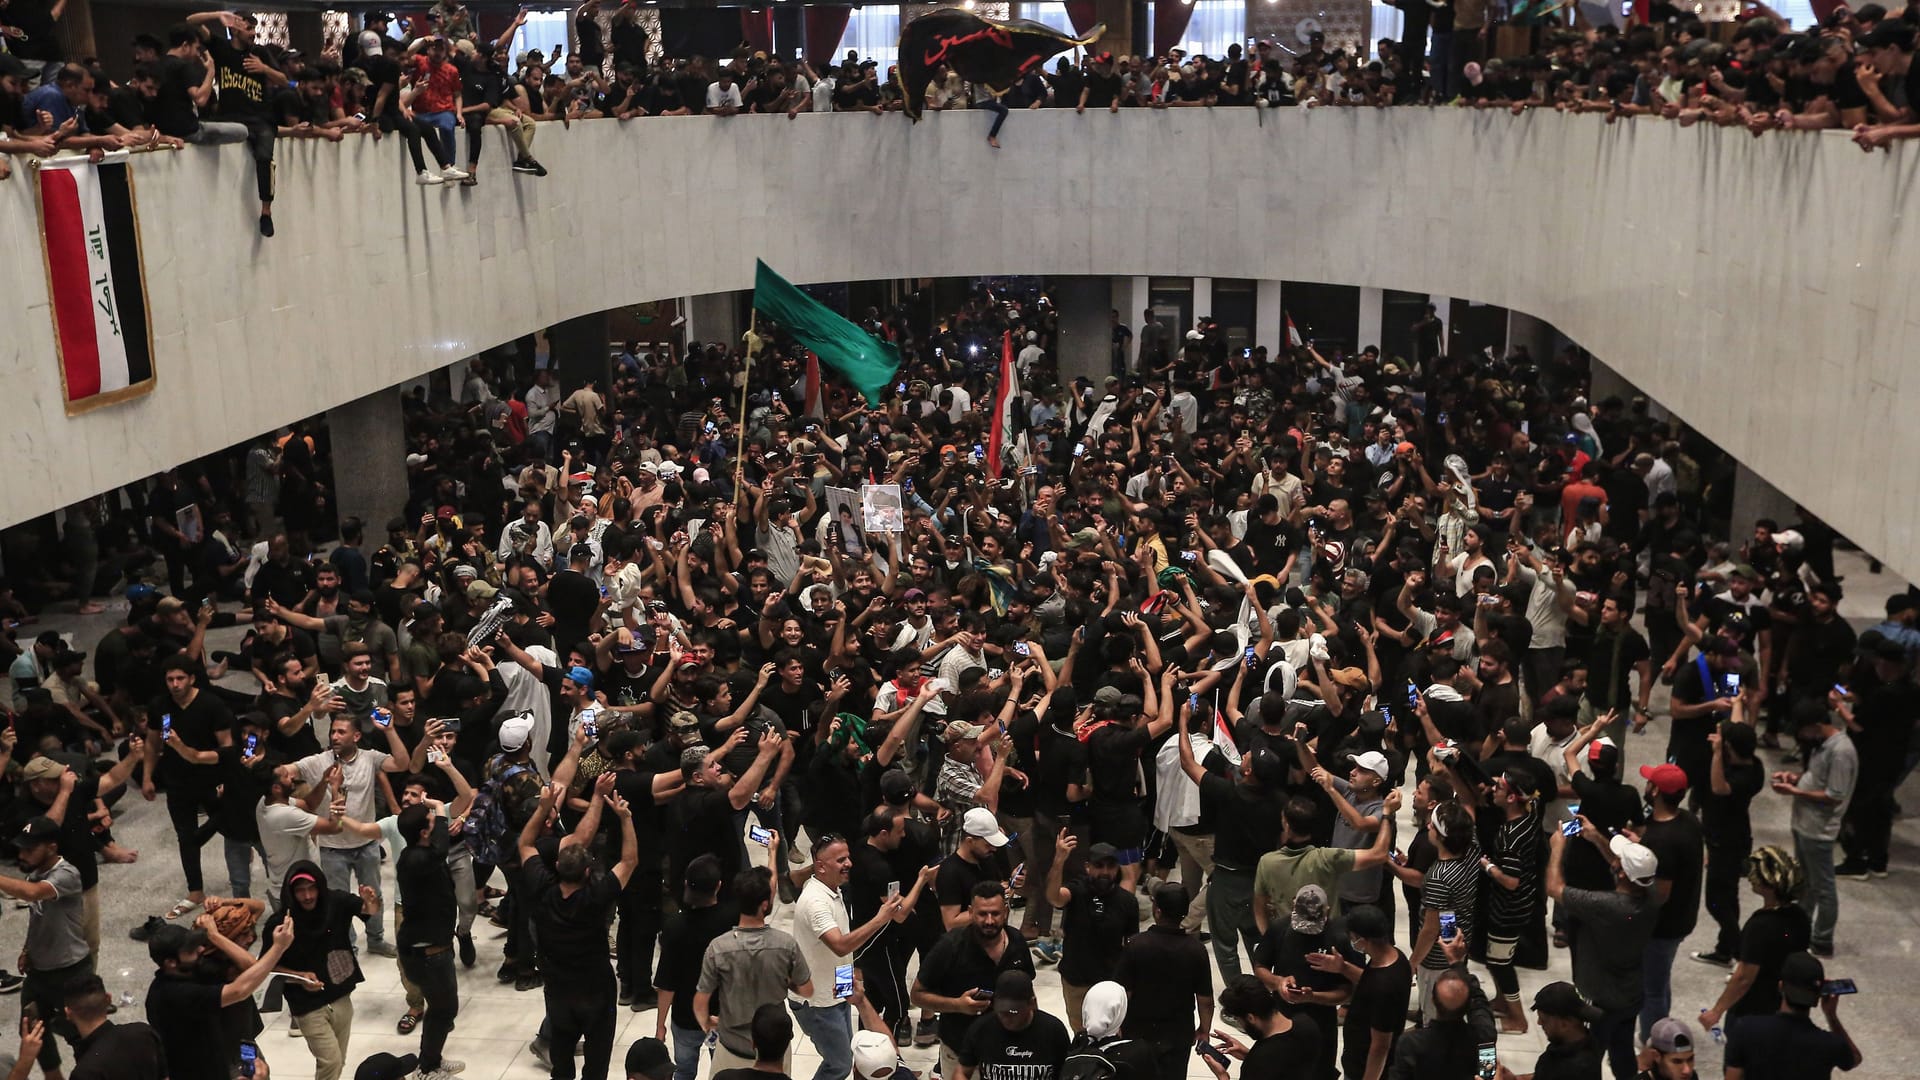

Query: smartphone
[1476,1044,1498,1080]
[1832,683,1847,696]
[896,382,907,394]
[704,421,717,435]
[1405,682,1421,710]
[239,1041,259,1080]
[1013,641,1031,657]
[1821,978,1858,995]
[771,391,781,402]
[161,714,173,739]
[373,707,392,729]
[748,825,772,846]
[427,748,445,765]
[1189,693,1201,712]
[1244,646,1259,669]
[1567,803,1581,817]
[886,880,900,901]
[1073,444,1085,458]
[244,733,259,756]
[834,963,855,1000]
[904,478,914,493]
[1381,705,1394,728]
[1437,411,1450,426]
[1439,910,1458,941]
[1560,819,1583,838]
[1726,672,1741,692]
[1196,1042,1232,1068]
[969,987,994,1003]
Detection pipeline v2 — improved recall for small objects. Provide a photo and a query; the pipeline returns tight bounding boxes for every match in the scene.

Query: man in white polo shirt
[791,837,903,1080]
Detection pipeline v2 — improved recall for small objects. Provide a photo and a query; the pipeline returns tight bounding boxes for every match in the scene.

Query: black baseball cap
[879,768,915,805]
[624,1038,672,1079]
[17,816,60,847]
[355,1053,420,1080]
[1779,951,1824,1007]
[1531,981,1603,1023]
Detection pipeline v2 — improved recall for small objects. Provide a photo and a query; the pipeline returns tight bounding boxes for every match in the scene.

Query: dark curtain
[1064,1,1099,35]
[741,8,774,55]
[803,5,852,66]
[1152,1,1193,58]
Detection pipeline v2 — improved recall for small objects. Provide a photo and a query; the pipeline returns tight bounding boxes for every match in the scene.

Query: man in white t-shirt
[792,838,903,1080]
[706,70,744,115]
[255,759,380,907]
[292,713,412,954]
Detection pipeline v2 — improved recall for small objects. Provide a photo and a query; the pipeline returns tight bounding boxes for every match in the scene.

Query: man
[142,655,234,919]
[653,855,733,1080]
[955,970,1071,1080]
[1044,835,1137,1031]
[1772,701,1855,957]
[1636,1018,1696,1080]
[623,1037,673,1080]
[1115,882,1213,1080]
[394,801,463,1080]
[1635,763,1702,1044]
[184,10,284,235]
[1385,967,1483,1079]
[1693,720,1765,968]
[912,883,1038,1080]
[695,867,812,1075]
[1409,798,1477,1022]
[19,748,143,955]
[1305,901,1409,1080]
[1174,704,1286,979]
[1545,818,1660,1079]
[936,807,1013,929]
[2,817,91,1079]
[255,758,381,906]
[144,919,295,1080]
[55,974,166,1080]
[1833,637,1915,878]
[790,836,904,1080]
[294,713,413,955]
[1497,981,1603,1080]
[519,775,640,1080]
[1722,952,1862,1080]
[713,1003,796,1080]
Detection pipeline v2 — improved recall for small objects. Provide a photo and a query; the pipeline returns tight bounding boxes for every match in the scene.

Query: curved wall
[2,110,1913,575]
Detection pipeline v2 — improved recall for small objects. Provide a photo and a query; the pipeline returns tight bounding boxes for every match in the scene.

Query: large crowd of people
[7,0,1920,219]
[0,277,1900,1080]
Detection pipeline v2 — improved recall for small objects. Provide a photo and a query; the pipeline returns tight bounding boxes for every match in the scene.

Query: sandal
[163,898,200,921]
[397,1011,422,1035]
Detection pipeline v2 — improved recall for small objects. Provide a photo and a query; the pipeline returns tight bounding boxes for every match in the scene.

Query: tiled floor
[17,548,1920,1079]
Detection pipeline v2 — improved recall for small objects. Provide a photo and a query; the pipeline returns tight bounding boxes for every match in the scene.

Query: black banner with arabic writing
[895,8,1103,121]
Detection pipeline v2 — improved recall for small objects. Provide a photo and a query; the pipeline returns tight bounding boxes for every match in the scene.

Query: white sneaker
[419,1060,466,1079]
[439,166,469,181]
[416,169,444,185]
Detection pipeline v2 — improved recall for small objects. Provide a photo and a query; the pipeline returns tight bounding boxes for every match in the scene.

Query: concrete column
[683,291,744,351]
[1054,275,1113,387]
[1357,287,1384,353]
[1505,310,1556,363]
[1255,279,1283,351]
[1731,463,1799,539]
[326,389,408,532]
[1093,0,1135,57]
[1192,277,1214,323]
[1113,276,1150,341]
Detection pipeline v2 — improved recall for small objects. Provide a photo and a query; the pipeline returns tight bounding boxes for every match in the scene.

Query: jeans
[791,1000,853,1080]
[189,119,274,202]
[1794,832,1839,950]
[399,948,460,1071]
[1638,936,1683,1041]
[164,786,222,894]
[296,995,355,1080]
[1590,1003,1639,1080]
[668,1018,706,1080]
[980,97,1009,139]
[320,840,386,944]
[543,975,617,1080]
[1206,865,1258,980]
[376,110,432,172]
[415,110,457,168]
[225,837,265,898]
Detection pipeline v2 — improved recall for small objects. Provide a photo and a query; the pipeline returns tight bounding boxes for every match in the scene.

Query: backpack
[466,760,536,864]
[1060,1034,1133,1080]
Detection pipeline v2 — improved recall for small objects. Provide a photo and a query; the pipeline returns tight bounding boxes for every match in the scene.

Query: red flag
[987,331,1015,480]
[803,351,823,417]
[1284,312,1304,348]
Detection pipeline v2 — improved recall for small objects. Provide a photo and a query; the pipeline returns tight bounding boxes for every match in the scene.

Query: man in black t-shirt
[912,886,1037,1078]
[956,970,1070,1080]
[1077,53,1123,112]
[359,38,437,177]
[1635,764,1703,1045]
[1044,837,1137,1032]
[184,11,283,235]
[142,657,234,911]
[1694,721,1765,967]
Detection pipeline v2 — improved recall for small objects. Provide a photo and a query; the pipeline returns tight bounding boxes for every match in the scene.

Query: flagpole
[736,312,755,499]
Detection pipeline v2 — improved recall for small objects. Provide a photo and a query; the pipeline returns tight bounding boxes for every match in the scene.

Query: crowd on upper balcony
[4,0,1920,227]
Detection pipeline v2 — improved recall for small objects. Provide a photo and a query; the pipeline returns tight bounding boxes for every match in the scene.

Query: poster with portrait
[825,487,867,556]
[861,484,904,534]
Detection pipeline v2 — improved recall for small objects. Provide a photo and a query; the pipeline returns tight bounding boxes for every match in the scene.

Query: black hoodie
[261,859,364,1014]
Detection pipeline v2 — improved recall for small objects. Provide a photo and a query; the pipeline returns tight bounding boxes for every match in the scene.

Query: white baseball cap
[1352,751,1391,780]
[850,1031,898,1079]
[1609,835,1659,886]
[962,807,1010,848]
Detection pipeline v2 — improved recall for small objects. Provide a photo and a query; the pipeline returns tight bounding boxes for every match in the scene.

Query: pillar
[286,11,324,58]
[1255,280,1283,351]
[1731,463,1799,539]
[1357,287,1384,353]
[1192,277,1213,324]
[1505,310,1556,363]
[1054,275,1113,387]
[684,291,744,351]
[1093,0,1134,57]
[1113,275,1150,340]
[326,390,408,532]
[545,312,612,393]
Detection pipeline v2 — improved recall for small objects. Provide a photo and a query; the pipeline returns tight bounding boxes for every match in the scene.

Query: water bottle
[118,969,136,1009]
[1700,1009,1723,1044]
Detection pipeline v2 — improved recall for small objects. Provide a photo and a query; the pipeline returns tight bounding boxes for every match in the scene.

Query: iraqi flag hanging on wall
[36,152,155,414]
[986,331,1017,480]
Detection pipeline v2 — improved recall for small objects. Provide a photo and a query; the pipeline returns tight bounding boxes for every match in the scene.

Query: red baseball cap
[1639,763,1688,795]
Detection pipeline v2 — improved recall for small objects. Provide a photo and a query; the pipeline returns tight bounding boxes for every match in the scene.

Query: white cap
[1610,834,1659,886]
[498,711,536,752]
[1352,750,1391,780]
[962,807,1010,848]
[850,1030,898,1079]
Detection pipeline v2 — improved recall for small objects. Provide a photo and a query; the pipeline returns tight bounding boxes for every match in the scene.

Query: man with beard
[268,590,401,686]
[262,860,383,1080]
[2,817,93,1078]
[912,884,1038,1080]
[258,653,330,757]
[145,918,295,1080]
[1043,835,1137,1033]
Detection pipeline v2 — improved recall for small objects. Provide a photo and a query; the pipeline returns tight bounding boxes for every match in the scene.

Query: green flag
[752,260,901,405]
